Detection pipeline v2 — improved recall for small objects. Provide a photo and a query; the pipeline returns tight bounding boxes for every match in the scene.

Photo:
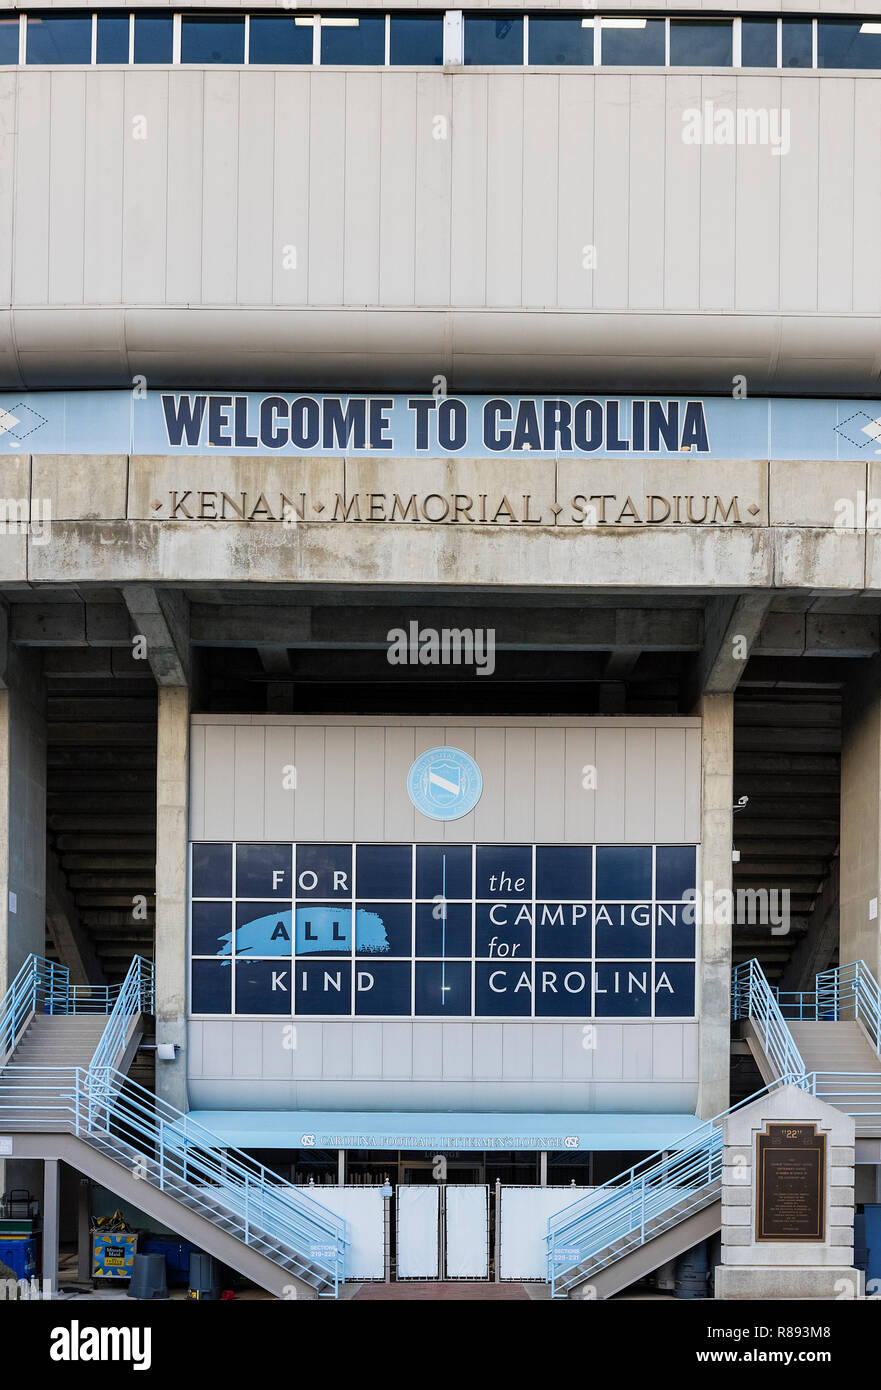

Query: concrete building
[0,1,880,1298]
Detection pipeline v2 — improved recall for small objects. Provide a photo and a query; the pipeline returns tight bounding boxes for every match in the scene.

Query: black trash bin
[127,1253,168,1300]
[188,1252,220,1300]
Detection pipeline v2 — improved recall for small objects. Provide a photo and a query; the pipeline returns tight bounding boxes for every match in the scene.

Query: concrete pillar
[154,685,190,1111]
[0,647,46,994]
[43,1159,60,1295]
[0,646,46,1202]
[77,1177,92,1283]
[840,659,881,983]
[697,693,733,1120]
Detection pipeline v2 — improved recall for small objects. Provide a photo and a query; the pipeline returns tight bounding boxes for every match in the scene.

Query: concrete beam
[190,603,703,651]
[122,587,190,686]
[754,612,880,659]
[45,844,106,987]
[693,595,774,696]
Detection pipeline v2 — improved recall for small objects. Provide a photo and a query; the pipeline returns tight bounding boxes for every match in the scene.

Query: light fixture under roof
[602,18,648,28]
[860,21,881,33]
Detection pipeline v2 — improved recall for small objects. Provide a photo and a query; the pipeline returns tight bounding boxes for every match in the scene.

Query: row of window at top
[4,13,881,69]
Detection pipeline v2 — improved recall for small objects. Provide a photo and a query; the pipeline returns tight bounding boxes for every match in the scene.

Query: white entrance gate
[396,1185,490,1280]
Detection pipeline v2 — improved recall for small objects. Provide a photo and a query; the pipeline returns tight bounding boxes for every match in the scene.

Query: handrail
[90,955,154,1074]
[817,961,881,1056]
[0,1064,349,1297]
[732,958,807,1078]
[546,1070,809,1297]
[0,955,69,1058]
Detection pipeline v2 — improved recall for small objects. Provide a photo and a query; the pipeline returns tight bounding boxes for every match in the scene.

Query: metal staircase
[0,954,349,1299]
[736,958,881,1137]
[547,957,881,1299]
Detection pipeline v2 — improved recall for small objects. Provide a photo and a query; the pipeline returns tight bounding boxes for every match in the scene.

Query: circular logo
[407,747,483,822]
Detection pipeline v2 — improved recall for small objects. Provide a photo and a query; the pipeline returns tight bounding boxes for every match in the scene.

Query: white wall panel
[663,75,701,310]
[698,75,736,310]
[48,72,86,305]
[817,78,855,314]
[449,73,487,306]
[237,71,274,306]
[415,71,452,308]
[122,73,169,304]
[272,72,309,307]
[379,73,417,307]
[627,76,665,310]
[592,75,629,310]
[779,76,819,313]
[190,716,701,844]
[165,71,203,304]
[13,71,51,306]
[343,72,381,305]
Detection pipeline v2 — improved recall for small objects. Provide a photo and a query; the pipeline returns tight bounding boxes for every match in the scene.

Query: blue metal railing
[90,955,154,1076]
[546,1072,810,1298]
[547,958,881,1298]
[0,1063,348,1296]
[0,954,348,1296]
[0,955,140,1062]
[0,955,69,1058]
[732,958,807,1077]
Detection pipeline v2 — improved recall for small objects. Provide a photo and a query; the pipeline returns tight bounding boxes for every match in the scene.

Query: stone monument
[715,1083,864,1300]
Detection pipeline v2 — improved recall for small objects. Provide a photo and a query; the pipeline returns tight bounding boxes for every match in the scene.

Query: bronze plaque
[756,1123,826,1242]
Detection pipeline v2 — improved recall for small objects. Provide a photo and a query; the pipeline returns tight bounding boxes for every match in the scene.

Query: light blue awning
[186,1110,702,1153]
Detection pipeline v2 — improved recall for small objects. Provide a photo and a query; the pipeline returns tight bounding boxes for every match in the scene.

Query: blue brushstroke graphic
[219,910,292,958]
[355,909,390,955]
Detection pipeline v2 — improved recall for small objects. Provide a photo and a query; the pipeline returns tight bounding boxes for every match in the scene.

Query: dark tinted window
[249,15,314,64]
[390,15,443,65]
[655,846,696,901]
[781,19,812,68]
[819,19,881,70]
[181,15,245,64]
[296,843,352,898]
[535,846,592,900]
[415,961,471,1015]
[134,13,173,63]
[415,844,473,900]
[320,15,384,65]
[96,14,129,63]
[595,845,652,899]
[192,901,233,956]
[27,13,91,64]
[475,845,532,899]
[192,842,232,898]
[192,960,231,1013]
[0,18,17,64]
[528,16,593,66]
[741,18,777,67]
[670,19,732,66]
[465,14,524,65]
[236,843,292,898]
[355,844,412,898]
[600,17,664,66]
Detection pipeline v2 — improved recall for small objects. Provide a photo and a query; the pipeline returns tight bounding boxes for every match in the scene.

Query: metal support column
[43,1159,60,1296]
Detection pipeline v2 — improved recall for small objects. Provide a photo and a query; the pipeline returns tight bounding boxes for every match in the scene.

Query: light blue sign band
[2,390,881,460]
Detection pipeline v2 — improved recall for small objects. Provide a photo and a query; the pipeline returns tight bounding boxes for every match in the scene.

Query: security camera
[733,795,749,812]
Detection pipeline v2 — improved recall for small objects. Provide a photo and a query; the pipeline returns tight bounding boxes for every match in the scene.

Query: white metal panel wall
[7,68,881,319]
[189,715,702,844]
